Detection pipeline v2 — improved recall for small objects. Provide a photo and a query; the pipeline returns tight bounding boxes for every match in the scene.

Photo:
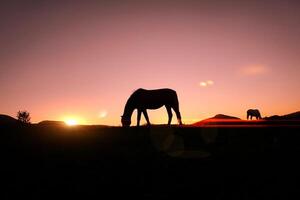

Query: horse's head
[121,116,131,127]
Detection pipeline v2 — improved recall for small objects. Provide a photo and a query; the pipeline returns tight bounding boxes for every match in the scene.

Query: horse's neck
[123,101,135,118]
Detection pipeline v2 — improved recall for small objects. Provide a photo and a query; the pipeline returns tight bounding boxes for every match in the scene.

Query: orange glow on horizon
[65,119,78,126]
[62,116,86,126]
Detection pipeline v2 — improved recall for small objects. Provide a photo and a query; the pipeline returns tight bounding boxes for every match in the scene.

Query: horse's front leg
[137,109,141,127]
[142,110,151,126]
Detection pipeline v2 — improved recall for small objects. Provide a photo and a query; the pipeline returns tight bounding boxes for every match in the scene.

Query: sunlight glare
[99,110,108,118]
[65,119,78,126]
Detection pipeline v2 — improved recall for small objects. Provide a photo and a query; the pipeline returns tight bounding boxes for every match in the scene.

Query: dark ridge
[211,114,241,120]
[38,120,66,126]
[0,114,19,125]
[264,111,300,120]
[192,114,241,126]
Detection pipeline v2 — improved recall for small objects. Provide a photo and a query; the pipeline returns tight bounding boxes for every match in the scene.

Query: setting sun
[62,115,86,126]
[65,119,78,126]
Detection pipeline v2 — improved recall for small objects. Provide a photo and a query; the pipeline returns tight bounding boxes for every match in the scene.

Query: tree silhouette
[17,110,31,123]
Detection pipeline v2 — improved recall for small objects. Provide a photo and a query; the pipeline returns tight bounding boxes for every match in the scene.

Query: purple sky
[1,0,300,125]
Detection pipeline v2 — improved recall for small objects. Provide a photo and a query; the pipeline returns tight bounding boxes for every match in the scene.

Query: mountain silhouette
[0,114,19,125]
[264,111,300,120]
[209,114,240,120]
[193,114,241,126]
[38,120,66,126]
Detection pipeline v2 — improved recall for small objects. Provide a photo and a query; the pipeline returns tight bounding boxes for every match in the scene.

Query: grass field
[2,123,300,199]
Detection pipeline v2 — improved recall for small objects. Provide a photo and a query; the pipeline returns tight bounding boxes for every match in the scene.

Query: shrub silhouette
[17,110,31,123]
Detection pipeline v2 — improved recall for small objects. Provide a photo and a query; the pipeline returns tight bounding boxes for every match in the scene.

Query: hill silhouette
[2,120,300,198]
[0,114,19,125]
[192,111,300,127]
[2,111,300,198]
[264,111,300,120]
[193,114,241,126]
[209,114,241,120]
[38,120,66,126]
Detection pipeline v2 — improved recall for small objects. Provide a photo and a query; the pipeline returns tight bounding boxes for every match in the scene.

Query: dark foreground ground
[1,124,300,199]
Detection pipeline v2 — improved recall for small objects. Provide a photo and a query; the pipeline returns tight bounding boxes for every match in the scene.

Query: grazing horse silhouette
[247,109,262,120]
[121,88,182,127]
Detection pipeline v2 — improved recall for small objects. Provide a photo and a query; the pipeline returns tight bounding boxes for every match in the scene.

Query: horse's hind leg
[165,106,173,125]
[176,111,182,125]
[172,104,182,125]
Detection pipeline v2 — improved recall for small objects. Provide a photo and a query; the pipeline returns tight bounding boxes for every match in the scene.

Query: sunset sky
[1,0,300,125]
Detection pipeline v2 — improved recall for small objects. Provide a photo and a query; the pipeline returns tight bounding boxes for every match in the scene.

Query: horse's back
[135,88,176,97]
[132,88,178,108]
[147,89,177,99]
[247,109,260,114]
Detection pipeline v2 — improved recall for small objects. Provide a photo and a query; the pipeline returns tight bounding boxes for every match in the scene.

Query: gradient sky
[1,0,300,125]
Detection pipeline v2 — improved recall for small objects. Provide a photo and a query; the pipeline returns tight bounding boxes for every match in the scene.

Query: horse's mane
[131,88,143,94]
[126,89,141,106]
[129,88,144,98]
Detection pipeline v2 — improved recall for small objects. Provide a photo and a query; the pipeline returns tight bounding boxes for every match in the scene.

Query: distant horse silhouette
[121,88,182,127]
[247,109,262,120]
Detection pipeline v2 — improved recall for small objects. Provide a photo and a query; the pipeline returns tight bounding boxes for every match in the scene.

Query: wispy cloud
[199,80,214,87]
[239,64,269,76]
